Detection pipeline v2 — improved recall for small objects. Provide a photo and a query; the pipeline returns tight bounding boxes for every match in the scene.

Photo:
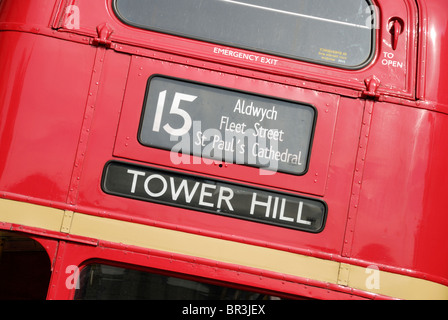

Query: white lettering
[144,174,167,198]
[219,116,247,134]
[127,169,145,193]
[213,47,266,64]
[382,52,403,69]
[250,193,272,216]
[253,123,285,141]
[382,59,404,68]
[183,304,217,317]
[217,186,234,211]
[296,201,311,225]
[278,198,294,222]
[119,164,319,230]
[170,178,199,203]
[271,197,279,219]
[198,183,217,208]
[252,143,302,165]
[152,91,196,136]
[383,51,394,59]
[233,100,278,121]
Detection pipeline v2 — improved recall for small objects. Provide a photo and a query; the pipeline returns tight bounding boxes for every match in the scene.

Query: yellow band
[0,198,447,300]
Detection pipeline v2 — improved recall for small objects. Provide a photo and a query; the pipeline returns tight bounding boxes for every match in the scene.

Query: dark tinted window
[114,0,375,68]
[75,263,281,300]
[0,232,51,300]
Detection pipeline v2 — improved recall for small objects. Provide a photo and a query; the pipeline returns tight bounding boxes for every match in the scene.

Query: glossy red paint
[45,240,372,300]
[1,0,448,299]
[417,1,448,108]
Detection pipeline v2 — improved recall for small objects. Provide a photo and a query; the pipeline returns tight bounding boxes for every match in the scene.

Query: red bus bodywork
[0,0,447,300]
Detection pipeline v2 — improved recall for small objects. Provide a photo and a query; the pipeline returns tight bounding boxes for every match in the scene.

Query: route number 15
[152,90,197,136]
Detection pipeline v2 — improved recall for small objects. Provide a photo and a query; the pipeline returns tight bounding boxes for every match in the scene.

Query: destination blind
[139,77,316,175]
[102,162,327,232]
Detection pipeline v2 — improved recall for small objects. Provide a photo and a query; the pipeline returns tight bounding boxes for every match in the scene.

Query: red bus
[1,0,447,300]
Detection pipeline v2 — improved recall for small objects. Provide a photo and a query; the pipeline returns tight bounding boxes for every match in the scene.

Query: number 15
[152,90,197,136]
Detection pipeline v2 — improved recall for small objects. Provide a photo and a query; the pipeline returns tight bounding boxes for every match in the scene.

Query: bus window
[113,0,375,68]
[75,263,280,300]
[0,232,52,300]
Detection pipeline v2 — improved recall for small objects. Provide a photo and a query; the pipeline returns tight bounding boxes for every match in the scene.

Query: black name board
[139,77,316,175]
[102,162,327,233]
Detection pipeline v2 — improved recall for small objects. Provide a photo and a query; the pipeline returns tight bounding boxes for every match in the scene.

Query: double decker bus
[1,0,448,300]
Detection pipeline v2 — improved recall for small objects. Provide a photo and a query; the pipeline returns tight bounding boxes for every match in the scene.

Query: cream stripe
[0,199,63,232]
[1,198,447,299]
[70,212,339,284]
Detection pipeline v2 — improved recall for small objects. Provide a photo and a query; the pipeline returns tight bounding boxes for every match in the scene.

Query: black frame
[101,161,328,233]
[137,75,318,176]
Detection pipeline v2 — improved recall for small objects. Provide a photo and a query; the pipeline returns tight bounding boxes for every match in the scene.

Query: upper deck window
[113,0,375,69]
